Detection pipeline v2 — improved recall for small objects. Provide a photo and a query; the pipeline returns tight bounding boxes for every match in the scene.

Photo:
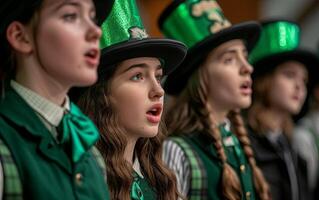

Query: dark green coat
[0,88,110,200]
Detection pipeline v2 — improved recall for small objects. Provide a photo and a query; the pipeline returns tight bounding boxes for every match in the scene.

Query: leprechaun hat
[158,0,261,95]
[249,20,319,84]
[98,0,187,75]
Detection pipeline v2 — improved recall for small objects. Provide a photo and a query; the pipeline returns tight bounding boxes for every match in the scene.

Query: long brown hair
[78,65,181,200]
[248,72,293,138]
[166,66,271,200]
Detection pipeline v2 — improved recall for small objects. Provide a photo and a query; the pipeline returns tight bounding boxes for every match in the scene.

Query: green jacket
[0,88,110,200]
[180,127,256,200]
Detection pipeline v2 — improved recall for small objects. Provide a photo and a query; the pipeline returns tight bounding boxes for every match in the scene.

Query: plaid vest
[0,139,22,200]
[171,137,208,200]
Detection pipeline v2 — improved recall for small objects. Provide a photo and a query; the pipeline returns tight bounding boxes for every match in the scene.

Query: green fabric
[59,103,99,162]
[130,172,156,200]
[0,139,22,200]
[100,0,148,49]
[170,137,208,200]
[90,146,108,183]
[161,0,231,48]
[182,128,256,200]
[0,88,110,200]
[249,21,300,64]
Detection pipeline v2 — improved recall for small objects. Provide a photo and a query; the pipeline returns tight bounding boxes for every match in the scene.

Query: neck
[266,108,288,132]
[15,58,69,106]
[124,137,137,165]
[206,100,228,125]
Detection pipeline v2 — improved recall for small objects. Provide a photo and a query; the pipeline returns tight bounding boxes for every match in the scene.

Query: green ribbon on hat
[160,0,231,48]
[59,103,99,163]
[100,0,148,49]
[249,21,300,64]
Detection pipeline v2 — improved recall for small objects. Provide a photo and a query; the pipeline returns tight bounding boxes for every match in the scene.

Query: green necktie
[59,103,99,162]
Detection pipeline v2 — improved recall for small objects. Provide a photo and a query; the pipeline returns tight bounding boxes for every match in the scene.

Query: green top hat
[158,0,261,95]
[249,20,319,83]
[98,0,187,75]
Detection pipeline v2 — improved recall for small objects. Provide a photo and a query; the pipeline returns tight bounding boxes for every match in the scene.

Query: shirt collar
[133,157,144,178]
[11,80,70,127]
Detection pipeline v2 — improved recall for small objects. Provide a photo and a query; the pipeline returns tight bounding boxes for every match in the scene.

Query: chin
[76,75,98,87]
[238,99,252,109]
[141,127,159,138]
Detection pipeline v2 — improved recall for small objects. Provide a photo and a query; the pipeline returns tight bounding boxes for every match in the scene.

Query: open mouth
[84,49,99,66]
[146,107,162,116]
[240,80,252,95]
[146,104,163,124]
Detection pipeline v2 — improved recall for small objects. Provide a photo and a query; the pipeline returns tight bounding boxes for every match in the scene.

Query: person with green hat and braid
[0,0,114,199]
[157,0,271,200]
[77,0,187,200]
[247,20,319,200]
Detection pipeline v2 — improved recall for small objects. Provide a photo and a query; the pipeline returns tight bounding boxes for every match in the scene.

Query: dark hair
[0,0,43,92]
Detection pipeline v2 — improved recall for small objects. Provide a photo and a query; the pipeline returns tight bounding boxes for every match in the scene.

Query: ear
[6,21,33,54]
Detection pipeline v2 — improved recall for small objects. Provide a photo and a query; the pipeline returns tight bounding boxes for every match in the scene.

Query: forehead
[117,57,161,69]
[276,61,308,75]
[42,0,94,9]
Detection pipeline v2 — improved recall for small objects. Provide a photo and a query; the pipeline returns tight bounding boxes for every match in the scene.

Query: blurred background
[136,0,319,51]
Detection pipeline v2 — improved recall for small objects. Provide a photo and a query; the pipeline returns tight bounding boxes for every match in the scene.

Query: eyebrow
[122,63,162,73]
[217,48,247,59]
[52,0,80,12]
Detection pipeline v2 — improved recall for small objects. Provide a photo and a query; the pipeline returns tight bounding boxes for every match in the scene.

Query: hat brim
[253,49,319,86]
[100,38,187,75]
[164,21,261,95]
[94,0,114,25]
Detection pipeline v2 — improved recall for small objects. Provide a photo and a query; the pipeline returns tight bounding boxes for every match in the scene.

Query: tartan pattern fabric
[171,137,208,200]
[0,139,23,200]
[90,147,107,183]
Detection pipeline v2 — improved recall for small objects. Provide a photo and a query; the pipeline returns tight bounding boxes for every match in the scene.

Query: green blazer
[0,88,110,200]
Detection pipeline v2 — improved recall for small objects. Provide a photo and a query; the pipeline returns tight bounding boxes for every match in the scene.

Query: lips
[84,48,100,67]
[146,103,163,124]
[240,80,252,95]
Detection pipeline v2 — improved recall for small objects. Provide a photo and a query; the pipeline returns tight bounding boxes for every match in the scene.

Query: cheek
[38,24,79,60]
[270,78,291,104]
[112,86,146,119]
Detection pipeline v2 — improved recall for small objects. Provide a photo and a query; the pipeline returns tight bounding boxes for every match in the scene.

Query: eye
[63,13,78,22]
[155,73,163,83]
[131,73,143,81]
[90,11,98,24]
[224,57,234,64]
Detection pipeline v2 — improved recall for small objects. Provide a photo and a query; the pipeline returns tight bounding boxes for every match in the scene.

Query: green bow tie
[131,174,144,200]
[59,103,99,162]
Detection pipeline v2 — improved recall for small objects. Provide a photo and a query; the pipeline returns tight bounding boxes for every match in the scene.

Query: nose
[296,77,306,92]
[149,79,164,100]
[86,21,102,43]
[240,57,254,75]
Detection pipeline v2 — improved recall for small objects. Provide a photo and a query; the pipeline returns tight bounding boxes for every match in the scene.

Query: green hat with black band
[98,0,187,75]
[158,0,261,95]
[249,20,319,82]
